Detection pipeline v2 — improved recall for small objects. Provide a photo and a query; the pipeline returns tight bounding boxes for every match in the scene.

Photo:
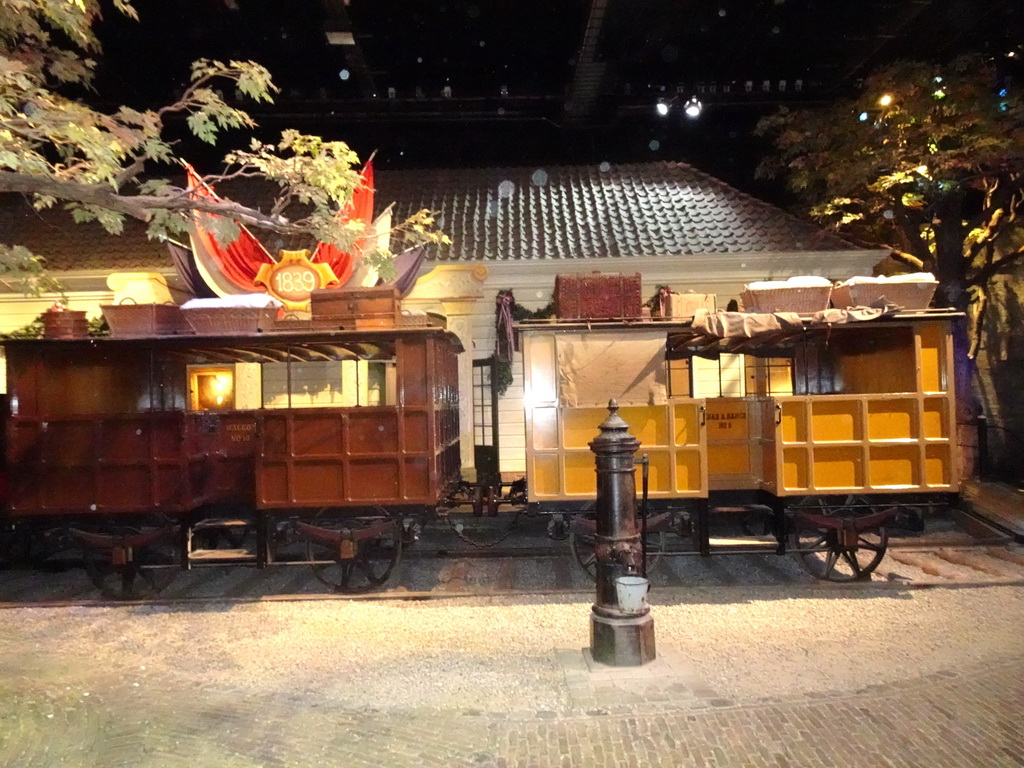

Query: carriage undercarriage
[0,309,963,599]
[0,489,954,599]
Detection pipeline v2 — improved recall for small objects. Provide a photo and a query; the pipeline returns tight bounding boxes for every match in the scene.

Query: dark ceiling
[93,0,1022,197]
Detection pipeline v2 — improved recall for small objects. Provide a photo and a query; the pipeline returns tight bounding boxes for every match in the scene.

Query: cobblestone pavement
[2,586,1023,767]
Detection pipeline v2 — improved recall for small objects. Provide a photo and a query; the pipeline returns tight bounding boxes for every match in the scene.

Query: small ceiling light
[683,97,703,118]
[325,30,355,46]
[655,100,670,117]
[879,94,893,107]
[858,111,870,122]
[339,69,350,81]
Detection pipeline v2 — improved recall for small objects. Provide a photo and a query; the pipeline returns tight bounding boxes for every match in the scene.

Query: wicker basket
[832,281,938,310]
[183,306,279,335]
[742,285,832,314]
[101,303,186,337]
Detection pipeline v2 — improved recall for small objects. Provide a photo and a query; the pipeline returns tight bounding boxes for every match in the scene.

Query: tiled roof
[376,161,857,261]
[0,194,171,272]
[1,161,856,274]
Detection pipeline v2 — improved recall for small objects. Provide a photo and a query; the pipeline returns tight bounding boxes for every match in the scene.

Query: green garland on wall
[489,354,514,397]
[488,290,556,397]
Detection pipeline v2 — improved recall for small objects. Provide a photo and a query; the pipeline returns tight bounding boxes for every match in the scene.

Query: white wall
[464,250,886,479]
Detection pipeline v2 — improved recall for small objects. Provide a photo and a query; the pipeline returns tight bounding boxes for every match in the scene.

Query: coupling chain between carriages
[447,511,522,548]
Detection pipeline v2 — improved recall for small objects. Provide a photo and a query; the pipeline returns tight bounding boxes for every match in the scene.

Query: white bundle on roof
[181,294,283,310]
[840,272,935,287]
[885,272,937,283]
[745,280,789,291]
[785,275,833,287]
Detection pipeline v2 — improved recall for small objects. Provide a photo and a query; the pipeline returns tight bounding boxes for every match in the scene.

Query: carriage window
[187,359,397,411]
[747,357,794,396]
[261,359,396,408]
[188,367,235,411]
[692,354,745,398]
[667,357,691,398]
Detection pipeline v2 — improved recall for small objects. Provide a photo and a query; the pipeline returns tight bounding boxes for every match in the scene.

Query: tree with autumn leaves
[757,55,1024,355]
[758,56,1024,473]
[0,0,446,292]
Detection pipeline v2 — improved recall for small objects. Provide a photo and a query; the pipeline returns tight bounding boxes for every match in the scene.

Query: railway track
[2,534,1023,609]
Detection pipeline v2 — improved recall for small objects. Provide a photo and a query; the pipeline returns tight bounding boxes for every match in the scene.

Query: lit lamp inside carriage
[190,368,235,411]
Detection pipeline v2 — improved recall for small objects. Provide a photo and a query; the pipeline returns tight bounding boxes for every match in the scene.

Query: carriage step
[193,519,250,530]
[707,536,779,553]
[188,548,257,562]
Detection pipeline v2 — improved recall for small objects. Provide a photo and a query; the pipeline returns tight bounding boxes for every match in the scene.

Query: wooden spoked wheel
[81,526,180,600]
[569,515,598,579]
[569,514,665,581]
[306,518,402,594]
[787,497,888,582]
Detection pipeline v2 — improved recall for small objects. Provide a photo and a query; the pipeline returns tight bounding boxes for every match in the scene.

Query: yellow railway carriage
[519,308,960,581]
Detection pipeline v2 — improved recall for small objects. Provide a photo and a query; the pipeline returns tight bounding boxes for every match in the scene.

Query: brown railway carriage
[2,326,461,595]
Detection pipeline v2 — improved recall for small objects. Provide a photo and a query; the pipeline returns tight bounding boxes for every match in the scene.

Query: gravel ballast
[4,585,1024,713]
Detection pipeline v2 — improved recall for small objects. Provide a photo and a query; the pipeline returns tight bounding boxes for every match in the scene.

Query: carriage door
[691,354,760,490]
[472,358,501,487]
[184,364,260,507]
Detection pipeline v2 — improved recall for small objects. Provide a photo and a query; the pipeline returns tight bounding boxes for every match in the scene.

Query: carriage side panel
[522,329,708,503]
[254,332,461,509]
[764,318,958,496]
[4,345,195,517]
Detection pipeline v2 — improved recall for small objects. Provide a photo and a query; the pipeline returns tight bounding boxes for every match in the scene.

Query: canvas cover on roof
[556,331,667,408]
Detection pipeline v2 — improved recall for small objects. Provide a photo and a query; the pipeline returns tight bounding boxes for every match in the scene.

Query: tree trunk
[933,216,979,477]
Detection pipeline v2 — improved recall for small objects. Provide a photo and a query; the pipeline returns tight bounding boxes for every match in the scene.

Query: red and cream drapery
[184,161,375,296]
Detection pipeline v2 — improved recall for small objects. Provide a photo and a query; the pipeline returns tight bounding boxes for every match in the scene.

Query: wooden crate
[665,292,717,318]
[42,309,88,339]
[555,273,643,319]
[310,287,400,329]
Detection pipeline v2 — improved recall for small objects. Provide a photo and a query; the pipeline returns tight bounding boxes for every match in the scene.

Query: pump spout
[616,548,640,575]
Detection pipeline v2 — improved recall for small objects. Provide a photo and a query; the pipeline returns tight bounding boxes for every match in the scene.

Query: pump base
[590,611,656,667]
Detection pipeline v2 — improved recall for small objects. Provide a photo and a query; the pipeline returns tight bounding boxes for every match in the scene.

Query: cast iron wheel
[306,518,402,594]
[787,497,888,582]
[569,514,666,581]
[81,525,180,600]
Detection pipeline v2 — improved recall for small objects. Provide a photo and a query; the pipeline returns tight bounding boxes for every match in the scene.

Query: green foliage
[0,243,60,295]
[0,0,448,283]
[2,313,44,339]
[756,56,1024,300]
[490,355,514,397]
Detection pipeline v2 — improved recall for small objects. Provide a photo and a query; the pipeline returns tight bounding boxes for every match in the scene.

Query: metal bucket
[614,575,649,614]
